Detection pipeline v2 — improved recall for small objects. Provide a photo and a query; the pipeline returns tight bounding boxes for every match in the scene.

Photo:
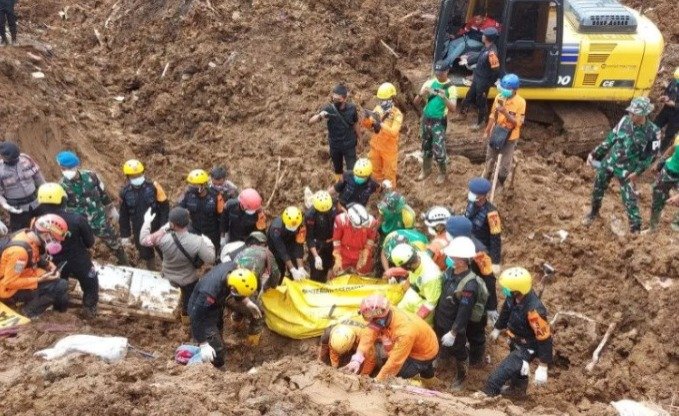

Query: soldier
[119,159,170,270]
[56,151,129,265]
[654,67,679,152]
[464,178,502,276]
[649,133,679,231]
[585,97,661,233]
[209,166,239,202]
[0,142,45,231]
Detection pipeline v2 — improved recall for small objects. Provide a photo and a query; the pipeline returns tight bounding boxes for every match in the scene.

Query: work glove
[220,234,228,249]
[199,342,216,363]
[244,298,262,319]
[120,237,132,247]
[490,328,501,341]
[314,255,323,271]
[491,264,502,276]
[521,360,530,377]
[534,364,548,386]
[0,220,7,236]
[106,205,119,223]
[441,332,456,347]
[343,352,364,374]
[319,110,329,118]
[487,310,500,328]
[1,202,22,214]
[290,267,305,281]
[381,179,392,190]
[143,207,156,224]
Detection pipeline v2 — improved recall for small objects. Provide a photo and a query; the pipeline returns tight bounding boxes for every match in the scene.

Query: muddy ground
[0,0,677,414]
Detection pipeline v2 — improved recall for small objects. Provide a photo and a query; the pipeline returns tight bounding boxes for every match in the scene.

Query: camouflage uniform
[589,99,661,232]
[60,170,122,250]
[650,134,679,229]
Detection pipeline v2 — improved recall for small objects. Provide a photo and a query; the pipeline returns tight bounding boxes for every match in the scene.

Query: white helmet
[443,236,476,259]
[423,206,452,228]
[347,203,370,228]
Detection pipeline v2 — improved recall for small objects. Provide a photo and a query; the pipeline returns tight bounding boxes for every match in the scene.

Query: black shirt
[321,102,358,150]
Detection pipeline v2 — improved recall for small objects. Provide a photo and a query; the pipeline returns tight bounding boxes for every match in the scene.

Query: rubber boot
[582,204,600,226]
[115,247,130,266]
[421,375,443,389]
[469,344,486,369]
[451,358,469,391]
[181,315,190,325]
[145,257,157,271]
[82,305,97,320]
[417,158,432,181]
[501,377,528,399]
[672,215,679,232]
[247,332,262,346]
[648,212,660,231]
[434,163,446,185]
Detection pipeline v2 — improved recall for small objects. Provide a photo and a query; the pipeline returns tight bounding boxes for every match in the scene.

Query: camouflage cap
[378,191,406,213]
[626,97,654,116]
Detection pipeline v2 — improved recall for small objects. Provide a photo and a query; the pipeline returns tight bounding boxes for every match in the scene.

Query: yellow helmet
[37,182,68,205]
[282,206,303,230]
[227,268,258,297]
[186,169,209,185]
[353,158,373,177]
[498,267,533,295]
[376,82,397,100]
[401,206,416,229]
[312,190,333,213]
[329,325,357,354]
[123,159,145,176]
[674,67,679,80]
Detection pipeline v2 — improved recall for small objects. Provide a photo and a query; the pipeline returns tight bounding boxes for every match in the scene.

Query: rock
[232,11,241,20]
[31,71,45,79]
[26,52,43,62]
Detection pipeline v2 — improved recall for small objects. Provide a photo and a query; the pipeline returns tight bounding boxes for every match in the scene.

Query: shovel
[537,263,555,298]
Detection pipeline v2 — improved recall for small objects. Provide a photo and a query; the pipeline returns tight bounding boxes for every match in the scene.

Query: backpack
[454,272,489,323]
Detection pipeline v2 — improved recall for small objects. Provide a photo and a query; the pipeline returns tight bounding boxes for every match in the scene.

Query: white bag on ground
[611,400,670,416]
[35,334,129,363]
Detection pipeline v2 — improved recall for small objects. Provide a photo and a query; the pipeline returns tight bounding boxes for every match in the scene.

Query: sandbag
[262,275,405,339]
[35,334,129,363]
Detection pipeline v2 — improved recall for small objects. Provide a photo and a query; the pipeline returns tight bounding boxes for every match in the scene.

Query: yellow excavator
[400,0,665,158]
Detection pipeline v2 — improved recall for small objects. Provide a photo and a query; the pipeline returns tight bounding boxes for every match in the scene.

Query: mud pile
[0,0,677,414]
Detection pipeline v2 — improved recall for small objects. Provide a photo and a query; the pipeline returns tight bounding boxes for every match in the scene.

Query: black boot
[451,357,469,390]
[501,377,528,399]
[582,203,601,226]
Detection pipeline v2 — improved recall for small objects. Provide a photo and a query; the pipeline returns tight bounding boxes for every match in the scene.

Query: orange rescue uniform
[488,94,526,141]
[356,307,439,381]
[0,232,49,299]
[319,325,377,375]
[363,105,404,187]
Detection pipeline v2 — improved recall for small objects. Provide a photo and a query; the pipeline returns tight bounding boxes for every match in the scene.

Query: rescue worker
[318,322,376,375]
[362,82,404,187]
[328,158,380,209]
[57,150,129,265]
[460,27,500,131]
[0,0,17,45]
[654,67,679,152]
[209,166,239,202]
[484,267,553,398]
[649,133,679,231]
[446,215,498,330]
[414,61,457,184]
[37,183,98,318]
[118,159,170,270]
[434,237,489,389]
[440,11,501,69]
[332,203,379,276]
[377,191,416,238]
[465,178,502,275]
[140,207,215,323]
[0,214,69,318]
[391,243,443,326]
[267,206,307,280]
[188,263,260,367]
[178,169,224,258]
[223,188,267,244]
[0,142,45,231]
[305,191,338,282]
[423,206,453,270]
[380,228,429,273]
[309,84,360,180]
[344,294,439,383]
[585,97,661,233]
[232,231,281,345]
[482,74,526,188]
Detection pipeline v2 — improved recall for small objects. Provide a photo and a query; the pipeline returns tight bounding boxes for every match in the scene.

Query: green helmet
[626,97,654,116]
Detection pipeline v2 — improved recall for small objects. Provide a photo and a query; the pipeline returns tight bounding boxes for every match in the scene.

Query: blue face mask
[502,287,512,297]
[499,87,513,98]
[445,257,455,269]
[354,175,368,185]
[372,317,389,328]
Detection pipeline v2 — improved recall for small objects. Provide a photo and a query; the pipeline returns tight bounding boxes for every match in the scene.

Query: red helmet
[33,214,69,241]
[359,294,390,320]
[238,188,262,211]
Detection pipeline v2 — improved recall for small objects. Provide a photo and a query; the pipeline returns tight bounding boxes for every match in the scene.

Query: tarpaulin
[262,275,405,339]
[0,301,30,329]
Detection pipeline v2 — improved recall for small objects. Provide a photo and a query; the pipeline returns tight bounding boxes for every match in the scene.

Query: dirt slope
[0,0,677,414]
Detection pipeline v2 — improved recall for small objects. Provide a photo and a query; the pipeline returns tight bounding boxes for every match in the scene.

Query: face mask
[62,169,78,180]
[285,225,298,232]
[245,209,257,215]
[45,242,63,255]
[499,87,513,98]
[372,317,389,328]
[445,257,455,269]
[380,100,394,111]
[354,175,368,185]
[130,176,145,186]
[502,287,512,297]
[467,191,477,202]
